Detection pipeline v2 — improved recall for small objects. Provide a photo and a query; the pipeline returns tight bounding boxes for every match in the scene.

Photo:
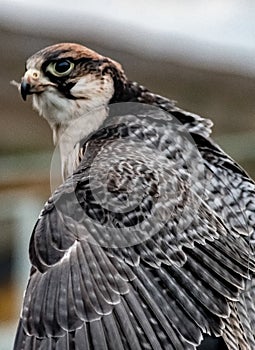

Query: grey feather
[13,57,255,349]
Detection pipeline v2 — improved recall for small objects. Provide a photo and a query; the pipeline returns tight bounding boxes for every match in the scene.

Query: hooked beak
[11,68,57,101]
[20,81,31,101]
[20,68,41,101]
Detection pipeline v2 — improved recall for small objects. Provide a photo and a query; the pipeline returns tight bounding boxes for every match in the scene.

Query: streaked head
[18,43,126,131]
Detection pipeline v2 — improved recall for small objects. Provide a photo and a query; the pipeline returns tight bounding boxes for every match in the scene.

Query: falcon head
[17,43,127,141]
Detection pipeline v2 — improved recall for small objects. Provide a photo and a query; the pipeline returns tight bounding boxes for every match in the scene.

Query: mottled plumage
[12,43,255,350]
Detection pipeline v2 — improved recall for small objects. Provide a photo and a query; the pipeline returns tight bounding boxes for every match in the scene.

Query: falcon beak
[20,68,41,101]
[20,81,31,101]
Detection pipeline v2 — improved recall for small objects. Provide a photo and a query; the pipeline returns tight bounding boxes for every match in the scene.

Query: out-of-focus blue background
[1,1,255,349]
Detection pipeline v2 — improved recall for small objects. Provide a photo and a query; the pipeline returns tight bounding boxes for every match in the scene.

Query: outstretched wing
[14,106,254,350]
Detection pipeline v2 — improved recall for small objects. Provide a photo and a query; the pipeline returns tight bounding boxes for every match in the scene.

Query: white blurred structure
[1,0,255,75]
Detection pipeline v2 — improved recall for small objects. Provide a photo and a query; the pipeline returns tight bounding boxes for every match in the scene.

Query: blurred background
[1,0,255,348]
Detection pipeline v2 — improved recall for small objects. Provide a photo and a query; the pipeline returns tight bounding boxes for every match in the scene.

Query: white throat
[54,106,108,180]
[32,74,114,180]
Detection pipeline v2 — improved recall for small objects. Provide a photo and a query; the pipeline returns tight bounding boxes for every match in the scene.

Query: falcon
[12,43,255,350]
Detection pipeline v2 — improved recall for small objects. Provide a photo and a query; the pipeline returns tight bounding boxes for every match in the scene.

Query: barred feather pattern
[138,87,255,239]
[222,302,251,350]
[137,90,255,349]
[14,108,255,350]
[182,140,255,349]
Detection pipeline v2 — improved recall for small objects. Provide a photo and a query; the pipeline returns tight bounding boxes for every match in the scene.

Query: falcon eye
[46,60,74,77]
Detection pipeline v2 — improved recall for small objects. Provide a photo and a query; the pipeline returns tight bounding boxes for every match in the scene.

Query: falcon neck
[53,106,108,180]
[114,80,176,111]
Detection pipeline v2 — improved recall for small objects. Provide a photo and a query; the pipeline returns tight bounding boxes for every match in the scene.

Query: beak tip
[20,81,31,101]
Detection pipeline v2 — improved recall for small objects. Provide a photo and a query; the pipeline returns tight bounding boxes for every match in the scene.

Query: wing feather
[14,107,255,349]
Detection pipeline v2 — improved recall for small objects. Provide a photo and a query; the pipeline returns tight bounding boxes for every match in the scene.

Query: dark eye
[55,60,71,73]
[46,59,74,77]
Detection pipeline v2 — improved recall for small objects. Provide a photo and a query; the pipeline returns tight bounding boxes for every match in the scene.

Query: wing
[194,138,255,349]
[13,106,255,350]
[161,102,255,349]
[141,93,255,348]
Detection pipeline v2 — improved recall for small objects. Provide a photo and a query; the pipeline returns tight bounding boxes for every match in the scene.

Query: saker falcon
[12,43,255,350]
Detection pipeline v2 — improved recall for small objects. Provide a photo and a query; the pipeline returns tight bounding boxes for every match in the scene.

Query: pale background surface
[0,1,255,349]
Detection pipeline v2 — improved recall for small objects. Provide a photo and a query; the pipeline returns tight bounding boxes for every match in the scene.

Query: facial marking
[16,43,126,145]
